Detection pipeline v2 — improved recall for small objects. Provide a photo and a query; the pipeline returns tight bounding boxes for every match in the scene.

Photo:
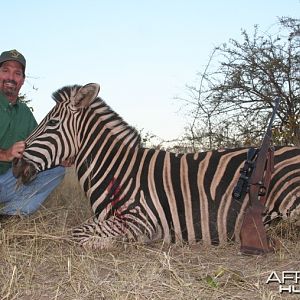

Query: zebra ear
[73,83,100,108]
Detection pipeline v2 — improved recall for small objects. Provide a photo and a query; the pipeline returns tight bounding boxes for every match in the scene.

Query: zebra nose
[12,158,23,178]
[21,163,37,185]
[12,158,38,185]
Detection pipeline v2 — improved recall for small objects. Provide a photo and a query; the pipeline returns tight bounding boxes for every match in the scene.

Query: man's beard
[1,80,18,98]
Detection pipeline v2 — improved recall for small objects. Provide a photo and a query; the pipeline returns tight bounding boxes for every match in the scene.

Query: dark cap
[0,49,26,73]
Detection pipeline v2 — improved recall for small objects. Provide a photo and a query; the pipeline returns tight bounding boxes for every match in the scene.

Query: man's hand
[3,141,26,161]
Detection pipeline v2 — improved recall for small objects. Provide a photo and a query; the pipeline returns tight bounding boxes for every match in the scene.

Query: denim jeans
[0,166,65,215]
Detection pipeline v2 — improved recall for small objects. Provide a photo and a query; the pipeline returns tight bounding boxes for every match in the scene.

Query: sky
[1,0,300,141]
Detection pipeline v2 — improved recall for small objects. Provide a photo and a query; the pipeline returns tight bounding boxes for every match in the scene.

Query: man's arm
[0,141,26,162]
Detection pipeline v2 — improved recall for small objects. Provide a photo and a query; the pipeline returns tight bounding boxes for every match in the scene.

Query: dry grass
[1,168,300,300]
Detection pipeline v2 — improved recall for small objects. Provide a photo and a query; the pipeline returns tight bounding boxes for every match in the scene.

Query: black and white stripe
[21,83,300,248]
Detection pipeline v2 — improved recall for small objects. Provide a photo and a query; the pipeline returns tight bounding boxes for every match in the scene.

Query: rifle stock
[239,97,280,255]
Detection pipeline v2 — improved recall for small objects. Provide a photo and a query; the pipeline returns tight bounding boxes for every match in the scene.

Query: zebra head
[12,83,100,184]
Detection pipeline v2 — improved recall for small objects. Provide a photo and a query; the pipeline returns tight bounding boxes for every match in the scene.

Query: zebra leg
[71,212,164,249]
[71,215,133,249]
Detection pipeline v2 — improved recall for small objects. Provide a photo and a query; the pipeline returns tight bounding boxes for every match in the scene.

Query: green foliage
[18,93,34,112]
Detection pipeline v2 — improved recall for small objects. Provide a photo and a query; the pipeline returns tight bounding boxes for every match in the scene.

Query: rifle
[237,97,280,255]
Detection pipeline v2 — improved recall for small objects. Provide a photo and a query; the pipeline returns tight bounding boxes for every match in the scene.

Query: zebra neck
[75,130,140,196]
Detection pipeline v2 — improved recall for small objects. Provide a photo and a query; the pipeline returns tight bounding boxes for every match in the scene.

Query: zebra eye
[47,119,59,127]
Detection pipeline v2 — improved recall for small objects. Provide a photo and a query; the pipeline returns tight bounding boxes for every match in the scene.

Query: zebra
[12,83,300,250]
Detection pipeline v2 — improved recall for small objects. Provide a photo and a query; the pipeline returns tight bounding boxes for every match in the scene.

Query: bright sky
[1,1,299,141]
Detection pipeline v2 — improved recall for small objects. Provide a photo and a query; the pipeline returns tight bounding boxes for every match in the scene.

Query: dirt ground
[1,169,299,300]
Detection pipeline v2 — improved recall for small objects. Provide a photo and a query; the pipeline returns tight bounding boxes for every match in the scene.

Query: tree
[181,17,300,150]
[18,93,34,111]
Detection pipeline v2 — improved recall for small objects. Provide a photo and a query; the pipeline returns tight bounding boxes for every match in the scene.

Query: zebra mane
[52,84,82,103]
[52,85,142,147]
[92,96,142,147]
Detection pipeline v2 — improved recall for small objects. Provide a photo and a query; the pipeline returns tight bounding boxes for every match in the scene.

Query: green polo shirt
[0,92,38,175]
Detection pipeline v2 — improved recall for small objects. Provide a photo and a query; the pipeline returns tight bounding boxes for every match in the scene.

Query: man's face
[0,60,25,104]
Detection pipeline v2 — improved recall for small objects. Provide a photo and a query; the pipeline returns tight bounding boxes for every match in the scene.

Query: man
[0,49,65,216]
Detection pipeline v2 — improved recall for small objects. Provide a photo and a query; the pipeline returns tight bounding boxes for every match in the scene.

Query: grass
[0,168,300,299]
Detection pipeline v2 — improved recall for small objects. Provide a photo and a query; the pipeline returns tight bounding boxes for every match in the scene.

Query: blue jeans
[0,166,65,215]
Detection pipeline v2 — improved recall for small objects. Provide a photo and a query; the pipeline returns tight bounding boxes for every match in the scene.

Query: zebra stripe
[17,83,300,249]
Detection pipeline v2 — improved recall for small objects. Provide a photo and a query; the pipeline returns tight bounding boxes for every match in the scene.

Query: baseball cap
[0,49,26,73]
